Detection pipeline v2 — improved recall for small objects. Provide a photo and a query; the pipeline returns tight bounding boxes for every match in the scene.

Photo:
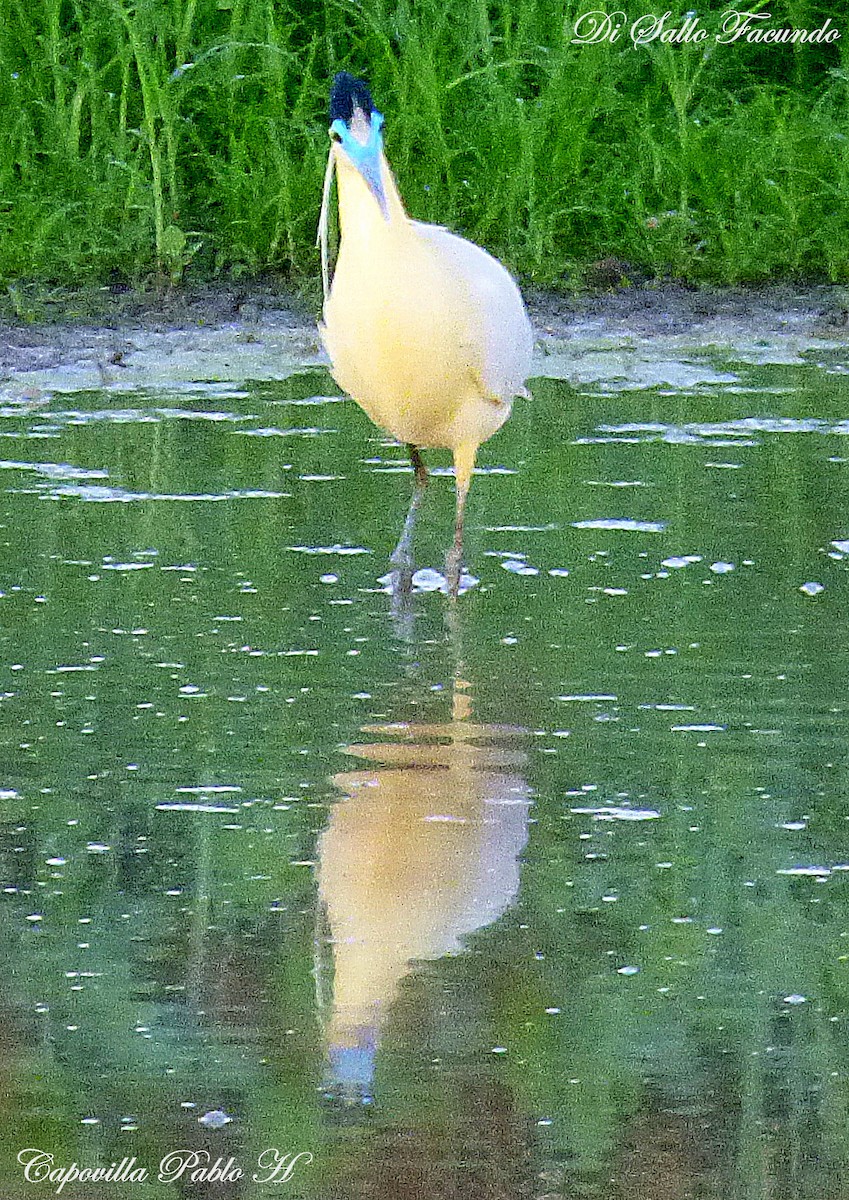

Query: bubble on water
[410,568,446,592]
[662,555,702,569]
[376,568,478,595]
[198,1109,233,1128]
[800,581,824,596]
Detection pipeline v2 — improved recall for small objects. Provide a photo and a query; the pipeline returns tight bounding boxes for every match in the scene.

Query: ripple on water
[136,383,251,401]
[0,460,109,480]
[156,803,241,813]
[572,518,668,533]
[56,406,255,425]
[271,394,346,406]
[286,544,371,555]
[23,484,290,502]
[484,523,559,532]
[583,415,849,447]
[235,426,336,438]
[100,562,155,572]
[777,866,832,878]
[176,786,243,794]
[570,805,662,821]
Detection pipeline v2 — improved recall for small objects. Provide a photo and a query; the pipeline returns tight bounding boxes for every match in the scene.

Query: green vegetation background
[0,0,847,291]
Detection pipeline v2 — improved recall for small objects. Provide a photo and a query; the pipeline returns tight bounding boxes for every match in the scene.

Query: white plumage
[319,73,533,593]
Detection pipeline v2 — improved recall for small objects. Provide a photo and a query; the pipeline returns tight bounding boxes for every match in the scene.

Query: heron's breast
[323,230,486,445]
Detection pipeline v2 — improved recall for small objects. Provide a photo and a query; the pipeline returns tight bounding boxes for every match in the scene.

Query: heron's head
[329,72,388,219]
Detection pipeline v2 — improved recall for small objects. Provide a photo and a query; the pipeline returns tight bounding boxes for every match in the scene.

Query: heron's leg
[390,445,428,575]
[446,442,477,598]
[445,486,468,598]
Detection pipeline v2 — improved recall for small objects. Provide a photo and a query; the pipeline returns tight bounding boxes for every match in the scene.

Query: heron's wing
[411,222,534,403]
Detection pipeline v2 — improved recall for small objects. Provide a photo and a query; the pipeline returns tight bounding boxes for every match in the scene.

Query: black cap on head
[330,72,377,124]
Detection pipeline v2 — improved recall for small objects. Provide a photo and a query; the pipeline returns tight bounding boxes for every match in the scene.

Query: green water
[1,353,848,1199]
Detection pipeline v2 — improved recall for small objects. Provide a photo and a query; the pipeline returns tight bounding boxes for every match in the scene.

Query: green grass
[0,0,847,291]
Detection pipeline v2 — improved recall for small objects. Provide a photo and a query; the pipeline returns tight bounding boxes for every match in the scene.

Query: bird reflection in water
[317,677,531,1104]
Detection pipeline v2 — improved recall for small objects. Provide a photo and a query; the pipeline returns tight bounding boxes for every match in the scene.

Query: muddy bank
[1,282,847,399]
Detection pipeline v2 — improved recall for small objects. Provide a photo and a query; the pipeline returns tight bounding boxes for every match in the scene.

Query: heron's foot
[444,546,464,600]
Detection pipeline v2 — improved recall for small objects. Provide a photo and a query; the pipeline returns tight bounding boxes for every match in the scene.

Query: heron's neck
[336,152,407,245]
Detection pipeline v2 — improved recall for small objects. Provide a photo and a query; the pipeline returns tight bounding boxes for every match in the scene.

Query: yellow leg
[446,441,477,598]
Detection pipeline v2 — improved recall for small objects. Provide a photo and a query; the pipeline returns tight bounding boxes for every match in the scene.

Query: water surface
[1,348,848,1198]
